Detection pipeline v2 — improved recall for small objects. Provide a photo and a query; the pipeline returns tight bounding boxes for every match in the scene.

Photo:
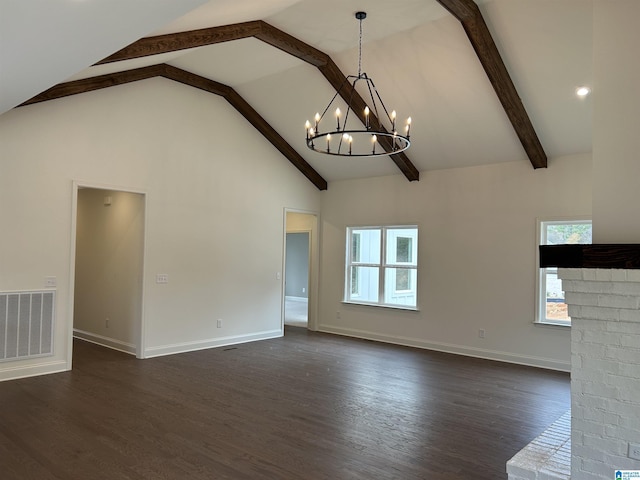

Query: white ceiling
[0,0,207,114]
[2,0,593,183]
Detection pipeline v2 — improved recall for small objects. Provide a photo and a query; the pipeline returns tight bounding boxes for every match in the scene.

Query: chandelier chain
[358,16,363,78]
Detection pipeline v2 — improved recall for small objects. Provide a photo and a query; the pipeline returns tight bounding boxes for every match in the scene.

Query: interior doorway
[285,232,309,327]
[283,210,318,331]
[72,186,146,358]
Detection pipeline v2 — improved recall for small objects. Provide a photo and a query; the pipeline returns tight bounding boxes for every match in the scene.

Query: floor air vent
[0,291,54,362]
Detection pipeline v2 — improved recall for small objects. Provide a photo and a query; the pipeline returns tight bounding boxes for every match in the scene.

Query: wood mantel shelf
[540,244,640,269]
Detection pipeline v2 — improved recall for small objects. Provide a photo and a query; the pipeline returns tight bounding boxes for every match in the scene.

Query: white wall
[74,189,145,353]
[592,0,640,243]
[319,154,592,371]
[0,77,320,380]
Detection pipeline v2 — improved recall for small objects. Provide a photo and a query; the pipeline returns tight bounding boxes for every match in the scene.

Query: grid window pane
[350,266,379,302]
[385,229,417,266]
[384,268,417,307]
[351,229,381,264]
[545,268,569,321]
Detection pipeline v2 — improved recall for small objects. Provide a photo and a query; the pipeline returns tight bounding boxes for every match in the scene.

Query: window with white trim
[536,218,592,326]
[345,226,418,309]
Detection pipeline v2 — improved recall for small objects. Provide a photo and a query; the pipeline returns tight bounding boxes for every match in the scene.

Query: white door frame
[282,208,319,332]
[68,181,148,365]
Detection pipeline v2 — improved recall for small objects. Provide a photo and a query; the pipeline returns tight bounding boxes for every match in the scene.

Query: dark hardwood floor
[0,327,570,479]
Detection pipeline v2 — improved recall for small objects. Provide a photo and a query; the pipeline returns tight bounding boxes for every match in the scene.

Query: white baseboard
[0,359,69,382]
[144,329,283,358]
[318,324,570,372]
[73,329,136,355]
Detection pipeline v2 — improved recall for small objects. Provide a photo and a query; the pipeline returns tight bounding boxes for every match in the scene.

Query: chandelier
[305,11,411,157]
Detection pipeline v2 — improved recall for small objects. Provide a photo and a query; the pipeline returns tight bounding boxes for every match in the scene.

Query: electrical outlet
[217,319,222,328]
[156,273,169,284]
[45,276,57,287]
[336,311,341,319]
[478,329,486,339]
[105,318,110,328]
[629,442,640,461]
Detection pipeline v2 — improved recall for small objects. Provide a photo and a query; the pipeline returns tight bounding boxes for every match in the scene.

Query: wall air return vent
[0,291,54,362]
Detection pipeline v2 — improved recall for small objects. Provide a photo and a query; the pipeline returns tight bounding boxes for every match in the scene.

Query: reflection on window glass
[395,268,410,291]
[352,233,361,263]
[351,267,359,295]
[396,238,412,263]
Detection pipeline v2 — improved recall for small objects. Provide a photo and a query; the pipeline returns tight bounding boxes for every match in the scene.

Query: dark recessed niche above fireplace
[540,244,640,270]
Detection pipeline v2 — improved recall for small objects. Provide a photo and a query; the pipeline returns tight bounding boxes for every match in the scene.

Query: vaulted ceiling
[2,0,593,187]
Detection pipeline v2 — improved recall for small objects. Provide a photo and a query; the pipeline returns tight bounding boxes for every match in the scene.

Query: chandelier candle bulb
[348,135,353,155]
[364,106,370,129]
[335,108,341,130]
[314,112,320,131]
[326,133,331,152]
[391,110,396,131]
[305,120,311,140]
[372,134,377,154]
[406,117,411,137]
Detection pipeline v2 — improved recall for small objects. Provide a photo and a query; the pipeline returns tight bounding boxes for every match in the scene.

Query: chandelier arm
[318,76,351,125]
[368,77,395,129]
[362,74,382,127]
[337,132,345,154]
[340,76,360,134]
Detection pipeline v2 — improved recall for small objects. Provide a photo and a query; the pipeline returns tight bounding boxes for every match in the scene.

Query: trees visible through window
[537,219,592,325]
[345,226,418,309]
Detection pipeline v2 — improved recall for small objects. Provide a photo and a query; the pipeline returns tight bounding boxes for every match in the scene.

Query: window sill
[534,320,571,328]
[342,300,419,312]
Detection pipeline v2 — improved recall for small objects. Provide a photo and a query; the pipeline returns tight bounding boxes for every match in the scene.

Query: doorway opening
[285,231,309,328]
[283,210,318,331]
[71,185,146,360]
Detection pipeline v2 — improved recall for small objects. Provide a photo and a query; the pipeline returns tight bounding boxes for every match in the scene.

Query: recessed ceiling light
[576,86,591,97]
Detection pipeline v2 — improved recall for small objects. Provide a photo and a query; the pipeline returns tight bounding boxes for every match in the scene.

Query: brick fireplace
[560,267,640,479]
[508,245,640,480]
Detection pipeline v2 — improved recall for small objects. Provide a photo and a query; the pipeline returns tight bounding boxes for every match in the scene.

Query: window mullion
[379,227,386,304]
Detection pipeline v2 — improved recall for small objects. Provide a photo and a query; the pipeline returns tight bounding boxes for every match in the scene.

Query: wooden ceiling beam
[255,21,329,68]
[19,65,165,106]
[91,21,421,181]
[96,21,263,65]
[19,64,327,191]
[436,0,547,168]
